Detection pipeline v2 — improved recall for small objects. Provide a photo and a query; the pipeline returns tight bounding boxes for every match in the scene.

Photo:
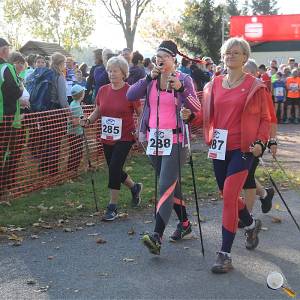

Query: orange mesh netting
[1,100,203,201]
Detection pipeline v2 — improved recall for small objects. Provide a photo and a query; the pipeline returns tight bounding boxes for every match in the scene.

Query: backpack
[26,67,59,112]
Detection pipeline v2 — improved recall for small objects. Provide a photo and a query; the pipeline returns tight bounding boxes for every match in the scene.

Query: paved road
[1,190,300,300]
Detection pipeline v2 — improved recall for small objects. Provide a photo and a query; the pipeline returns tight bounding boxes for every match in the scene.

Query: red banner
[230,15,300,42]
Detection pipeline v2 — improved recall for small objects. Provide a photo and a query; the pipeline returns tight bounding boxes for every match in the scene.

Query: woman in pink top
[182,38,271,273]
[127,41,202,255]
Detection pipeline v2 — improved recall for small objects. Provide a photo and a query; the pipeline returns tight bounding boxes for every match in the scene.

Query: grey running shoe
[170,221,192,241]
[211,251,234,274]
[260,187,274,214]
[142,233,161,255]
[245,219,262,250]
[102,205,118,221]
[131,183,143,207]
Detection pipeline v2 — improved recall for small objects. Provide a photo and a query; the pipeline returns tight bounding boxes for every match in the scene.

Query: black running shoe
[245,219,262,250]
[131,183,143,207]
[238,219,246,229]
[260,187,274,213]
[102,205,118,221]
[170,221,192,241]
[211,251,234,274]
[142,233,161,255]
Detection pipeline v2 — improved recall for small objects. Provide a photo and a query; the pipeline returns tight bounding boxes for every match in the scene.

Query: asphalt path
[1,189,300,300]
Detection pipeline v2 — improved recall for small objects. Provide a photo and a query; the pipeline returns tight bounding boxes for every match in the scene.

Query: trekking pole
[259,157,300,233]
[185,120,205,256]
[174,96,184,224]
[80,116,99,212]
[154,68,163,218]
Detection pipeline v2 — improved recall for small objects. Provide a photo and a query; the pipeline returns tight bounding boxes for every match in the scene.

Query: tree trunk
[125,32,134,50]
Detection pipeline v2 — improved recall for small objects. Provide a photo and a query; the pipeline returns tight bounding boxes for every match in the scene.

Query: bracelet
[252,139,266,154]
[267,139,277,148]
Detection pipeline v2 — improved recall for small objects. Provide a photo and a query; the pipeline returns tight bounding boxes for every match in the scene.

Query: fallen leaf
[96,238,107,244]
[275,203,281,210]
[118,212,128,219]
[41,224,53,229]
[8,233,23,242]
[9,227,25,232]
[86,222,95,227]
[35,286,50,293]
[97,272,109,277]
[92,211,101,216]
[272,217,282,223]
[123,258,135,262]
[0,226,8,233]
[37,204,48,211]
[128,227,135,235]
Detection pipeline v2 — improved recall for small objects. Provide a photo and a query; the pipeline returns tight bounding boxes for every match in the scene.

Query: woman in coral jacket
[181,37,271,274]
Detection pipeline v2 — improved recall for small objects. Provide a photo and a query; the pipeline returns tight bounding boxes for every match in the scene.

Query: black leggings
[103,141,134,190]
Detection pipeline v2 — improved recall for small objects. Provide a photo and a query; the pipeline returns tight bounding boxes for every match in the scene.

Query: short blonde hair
[51,52,66,74]
[221,37,251,61]
[106,56,129,79]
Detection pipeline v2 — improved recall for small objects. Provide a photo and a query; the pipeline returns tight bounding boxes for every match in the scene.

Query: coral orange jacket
[191,75,271,152]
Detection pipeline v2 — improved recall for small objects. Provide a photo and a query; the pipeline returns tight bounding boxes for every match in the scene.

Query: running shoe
[131,183,143,207]
[260,187,274,213]
[170,221,192,241]
[211,251,233,274]
[245,219,262,250]
[102,204,118,221]
[142,233,161,255]
[238,219,246,229]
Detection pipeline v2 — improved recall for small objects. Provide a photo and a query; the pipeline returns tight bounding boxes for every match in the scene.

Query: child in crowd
[67,84,85,176]
[74,69,87,88]
[285,68,300,124]
[35,55,46,68]
[272,72,286,123]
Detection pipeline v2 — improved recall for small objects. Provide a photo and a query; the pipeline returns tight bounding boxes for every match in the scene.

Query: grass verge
[0,151,299,228]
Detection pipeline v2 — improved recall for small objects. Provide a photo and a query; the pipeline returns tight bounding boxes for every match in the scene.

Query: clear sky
[90,0,300,53]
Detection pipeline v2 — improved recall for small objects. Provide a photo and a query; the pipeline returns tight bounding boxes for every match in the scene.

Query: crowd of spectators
[1,35,299,199]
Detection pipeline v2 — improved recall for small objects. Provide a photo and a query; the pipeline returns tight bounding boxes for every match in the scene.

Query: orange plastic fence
[1,98,203,201]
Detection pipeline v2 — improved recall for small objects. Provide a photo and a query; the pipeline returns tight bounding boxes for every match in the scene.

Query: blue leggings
[213,149,254,253]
